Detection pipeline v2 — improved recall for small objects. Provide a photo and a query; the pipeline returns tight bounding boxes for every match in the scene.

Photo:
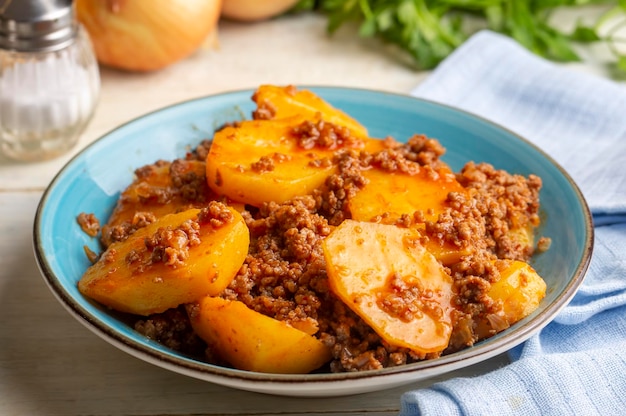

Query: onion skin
[76,0,222,72]
[221,0,299,22]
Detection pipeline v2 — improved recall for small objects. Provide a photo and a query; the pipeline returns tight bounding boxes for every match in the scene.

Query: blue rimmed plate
[33,87,592,397]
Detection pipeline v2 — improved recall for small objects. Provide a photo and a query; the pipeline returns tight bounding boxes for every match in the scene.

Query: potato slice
[322,220,455,354]
[206,117,332,206]
[189,297,332,374]
[348,166,470,265]
[79,203,249,315]
[349,166,465,224]
[252,84,368,138]
[206,116,381,207]
[474,260,546,340]
[490,259,546,324]
[424,240,472,267]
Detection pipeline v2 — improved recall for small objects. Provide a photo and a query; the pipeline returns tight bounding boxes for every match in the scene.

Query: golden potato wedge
[424,239,472,266]
[322,220,456,354]
[189,297,332,374]
[475,259,547,340]
[349,165,465,224]
[79,203,249,315]
[206,116,381,206]
[252,84,368,138]
[490,259,546,324]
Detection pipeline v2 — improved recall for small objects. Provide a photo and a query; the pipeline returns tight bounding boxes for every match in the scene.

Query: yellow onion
[221,0,299,22]
[76,0,222,72]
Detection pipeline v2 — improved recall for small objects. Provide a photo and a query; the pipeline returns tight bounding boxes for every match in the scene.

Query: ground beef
[106,128,545,373]
[187,139,213,161]
[291,119,363,150]
[78,213,102,263]
[318,298,437,372]
[102,211,157,246]
[141,220,200,268]
[132,160,208,205]
[313,150,369,226]
[77,212,100,237]
[134,306,206,357]
[125,203,231,271]
[170,159,210,203]
[378,273,444,323]
[250,152,292,173]
[456,162,542,260]
[222,196,331,332]
[198,200,234,227]
[403,134,447,166]
[99,158,214,248]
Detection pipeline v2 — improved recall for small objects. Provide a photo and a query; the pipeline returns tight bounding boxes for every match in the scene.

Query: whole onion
[221,0,299,22]
[76,0,222,72]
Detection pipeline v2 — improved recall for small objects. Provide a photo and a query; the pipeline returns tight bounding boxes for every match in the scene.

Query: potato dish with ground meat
[77,85,549,374]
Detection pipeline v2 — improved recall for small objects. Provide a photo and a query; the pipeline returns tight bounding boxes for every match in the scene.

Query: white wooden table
[0,13,608,416]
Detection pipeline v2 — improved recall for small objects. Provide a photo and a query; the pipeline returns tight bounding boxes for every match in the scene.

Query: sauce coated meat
[133,137,544,371]
[79,85,549,374]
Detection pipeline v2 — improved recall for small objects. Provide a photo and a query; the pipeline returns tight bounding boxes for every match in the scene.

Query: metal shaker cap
[0,0,77,52]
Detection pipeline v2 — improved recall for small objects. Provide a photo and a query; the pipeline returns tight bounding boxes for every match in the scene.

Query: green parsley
[295,0,626,72]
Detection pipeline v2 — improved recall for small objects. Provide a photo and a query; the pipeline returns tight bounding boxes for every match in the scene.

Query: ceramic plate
[34,87,593,397]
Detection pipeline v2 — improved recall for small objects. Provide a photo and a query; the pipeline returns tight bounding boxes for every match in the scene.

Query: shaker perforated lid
[0,0,76,52]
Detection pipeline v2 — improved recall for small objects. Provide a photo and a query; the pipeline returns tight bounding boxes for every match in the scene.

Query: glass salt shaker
[0,0,99,162]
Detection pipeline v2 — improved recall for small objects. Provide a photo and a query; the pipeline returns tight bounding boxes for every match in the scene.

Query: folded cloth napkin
[401,30,626,416]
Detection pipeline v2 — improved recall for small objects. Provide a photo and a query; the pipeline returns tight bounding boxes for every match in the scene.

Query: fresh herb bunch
[295,0,626,71]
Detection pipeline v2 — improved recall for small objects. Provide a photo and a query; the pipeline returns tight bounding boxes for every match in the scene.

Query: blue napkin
[401,31,626,416]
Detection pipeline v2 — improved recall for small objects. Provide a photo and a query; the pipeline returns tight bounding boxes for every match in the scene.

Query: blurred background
[80,0,626,75]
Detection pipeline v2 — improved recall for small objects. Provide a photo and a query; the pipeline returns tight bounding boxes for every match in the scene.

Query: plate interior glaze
[34,87,592,397]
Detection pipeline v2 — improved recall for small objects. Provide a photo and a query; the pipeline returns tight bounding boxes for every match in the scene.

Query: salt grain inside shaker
[0,0,99,162]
